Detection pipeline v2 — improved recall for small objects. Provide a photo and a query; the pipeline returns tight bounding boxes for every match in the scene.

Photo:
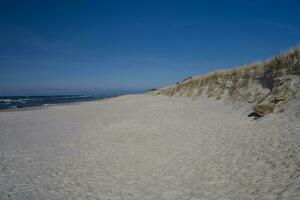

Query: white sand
[0,94,299,200]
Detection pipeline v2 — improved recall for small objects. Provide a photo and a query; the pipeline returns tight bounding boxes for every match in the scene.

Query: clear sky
[1,0,300,96]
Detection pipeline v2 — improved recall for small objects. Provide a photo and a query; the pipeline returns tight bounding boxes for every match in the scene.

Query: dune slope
[149,47,300,109]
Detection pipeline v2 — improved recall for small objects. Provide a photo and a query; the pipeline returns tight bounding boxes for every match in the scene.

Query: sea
[0,95,114,110]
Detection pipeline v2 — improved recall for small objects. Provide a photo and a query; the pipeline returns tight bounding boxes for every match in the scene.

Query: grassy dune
[149,46,300,107]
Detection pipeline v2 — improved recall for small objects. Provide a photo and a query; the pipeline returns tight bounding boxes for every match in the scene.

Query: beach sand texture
[0,95,299,200]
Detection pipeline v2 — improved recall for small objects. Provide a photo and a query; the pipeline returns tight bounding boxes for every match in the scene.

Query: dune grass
[150,45,300,104]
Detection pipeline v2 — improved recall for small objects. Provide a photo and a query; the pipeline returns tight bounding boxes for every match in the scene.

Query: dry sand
[0,95,299,200]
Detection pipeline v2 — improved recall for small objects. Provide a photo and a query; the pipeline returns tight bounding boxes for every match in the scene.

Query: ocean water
[0,95,112,110]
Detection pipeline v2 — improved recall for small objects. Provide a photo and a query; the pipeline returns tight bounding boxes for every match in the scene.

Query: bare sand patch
[0,95,299,200]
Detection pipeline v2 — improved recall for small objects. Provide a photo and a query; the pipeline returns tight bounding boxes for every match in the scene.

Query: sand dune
[0,95,299,200]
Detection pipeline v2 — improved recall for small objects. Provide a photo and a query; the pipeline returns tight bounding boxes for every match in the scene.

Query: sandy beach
[0,94,299,200]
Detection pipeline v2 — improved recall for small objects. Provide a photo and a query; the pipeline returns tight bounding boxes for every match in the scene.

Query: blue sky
[0,0,300,95]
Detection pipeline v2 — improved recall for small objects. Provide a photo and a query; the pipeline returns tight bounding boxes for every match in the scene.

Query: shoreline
[0,95,120,113]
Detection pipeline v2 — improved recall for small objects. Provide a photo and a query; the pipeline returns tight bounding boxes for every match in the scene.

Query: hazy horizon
[0,87,146,97]
[1,0,300,96]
